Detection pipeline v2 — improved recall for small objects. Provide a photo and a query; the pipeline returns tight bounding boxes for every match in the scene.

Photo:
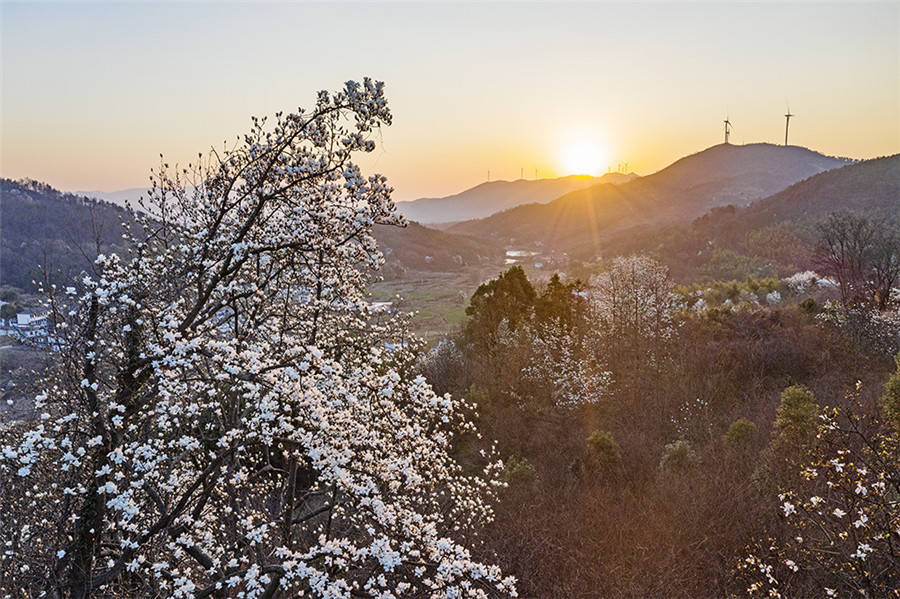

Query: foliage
[798,297,821,315]
[520,320,610,410]
[0,303,20,320]
[0,80,515,599]
[882,354,900,432]
[464,266,535,350]
[503,455,536,487]
[774,385,819,441]
[723,417,758,450]
[590,255,680,406]
[658,439,696,472]
[818,302,900,356]
[699,249,776,282]
[586,430,621,475]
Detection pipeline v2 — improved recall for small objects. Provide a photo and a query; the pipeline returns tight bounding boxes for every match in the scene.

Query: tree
[0,79,515,599]
[739,397,900,598]
[464,266,535,351]
[589,255,680,405]
[0,302,19,320]
[520,319,610,410]
[754,385,819,491]
[816,211,900,311]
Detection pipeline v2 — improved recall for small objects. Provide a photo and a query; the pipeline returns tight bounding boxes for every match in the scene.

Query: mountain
[0,179,501,292]
[374,222,501,272]
[1,179,137,290]
[602,154,900,281]
[448,144,851,257]
[735,153,899,229]
[396,172,637,224]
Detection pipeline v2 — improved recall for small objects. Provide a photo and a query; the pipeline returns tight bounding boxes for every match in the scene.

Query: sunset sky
[2,1,897,201]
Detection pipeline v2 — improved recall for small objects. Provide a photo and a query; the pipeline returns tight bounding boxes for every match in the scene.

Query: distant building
[11,311,50,343]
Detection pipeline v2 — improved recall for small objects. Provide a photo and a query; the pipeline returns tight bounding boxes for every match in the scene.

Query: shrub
[587,430,622,474]
[659,439,696,472]
[798,297,820,315]
[722,417,758,450]
[774,385,818,442]
[504,454,536,486]
[882,354,900,432]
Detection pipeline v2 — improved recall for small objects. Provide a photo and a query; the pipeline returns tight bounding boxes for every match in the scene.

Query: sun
[561,141,609,176]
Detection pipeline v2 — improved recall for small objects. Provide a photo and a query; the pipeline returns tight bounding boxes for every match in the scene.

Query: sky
[1,1,898,202]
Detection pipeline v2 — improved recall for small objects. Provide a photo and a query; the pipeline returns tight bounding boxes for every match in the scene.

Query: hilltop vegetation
[422,257,899,597]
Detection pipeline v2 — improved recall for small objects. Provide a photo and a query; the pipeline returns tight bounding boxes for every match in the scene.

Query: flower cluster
[738,399,899,597]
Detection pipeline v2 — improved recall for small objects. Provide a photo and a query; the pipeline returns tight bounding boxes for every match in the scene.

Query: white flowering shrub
[588,256,680,399]
[0,80,515,599]
[590,256,681,344]
[817,302,900,356]
[764,291,781,305]
[738,398,900,597]
[783,271,837,295]
[521,320,611,409]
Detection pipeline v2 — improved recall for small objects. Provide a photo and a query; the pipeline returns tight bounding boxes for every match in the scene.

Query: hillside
[602,154,900,280]
[0,179,501,293]
[737,153,899,228]
[397,172,636,224]
[374,221,501,272]
[0,179,136,290]
[72,187,148,210]
[449,144,850,256]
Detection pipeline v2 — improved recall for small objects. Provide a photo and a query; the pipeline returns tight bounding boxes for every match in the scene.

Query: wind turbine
[723,115,733,144]
[784,105,794,146]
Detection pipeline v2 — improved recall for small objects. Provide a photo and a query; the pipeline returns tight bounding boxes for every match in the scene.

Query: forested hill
[0,179,135,290]
[449,144,850,253]
[736,153,899,228]
[374,221,501,271]
[0,178,502,292]
[600,154,900,280]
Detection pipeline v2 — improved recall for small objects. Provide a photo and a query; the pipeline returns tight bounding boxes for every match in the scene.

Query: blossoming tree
[738,390,899,597]
[0,79,515,599]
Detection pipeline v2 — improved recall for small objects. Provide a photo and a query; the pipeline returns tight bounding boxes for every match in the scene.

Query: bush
[587,430,622,474]
[504,454,536,486]
[798,297,820,315]
[659,439,696,472]
[882,354,900,432]
[774,385,818,442]
[722,417,758,450]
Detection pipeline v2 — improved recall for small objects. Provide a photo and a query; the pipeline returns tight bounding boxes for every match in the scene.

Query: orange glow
[561,141,610,176]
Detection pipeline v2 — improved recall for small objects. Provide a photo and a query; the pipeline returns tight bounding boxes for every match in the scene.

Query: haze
[1,1,897,201]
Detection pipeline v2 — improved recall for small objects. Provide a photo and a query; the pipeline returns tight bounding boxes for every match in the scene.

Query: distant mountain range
[76,174,640,226]
[396,172,637,224]
[8,143,893,291]
[448,144,851,256]
[586,153,899,280]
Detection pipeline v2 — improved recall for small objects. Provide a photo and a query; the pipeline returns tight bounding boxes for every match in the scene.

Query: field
[368,266,504,344]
